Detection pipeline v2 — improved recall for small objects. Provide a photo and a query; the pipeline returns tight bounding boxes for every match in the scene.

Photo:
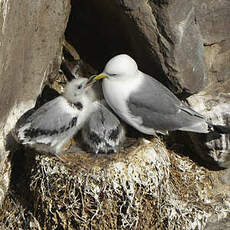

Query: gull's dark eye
[110,74,117,76]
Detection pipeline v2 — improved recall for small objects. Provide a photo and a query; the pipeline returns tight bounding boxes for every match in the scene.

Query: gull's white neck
[102,70,143,120]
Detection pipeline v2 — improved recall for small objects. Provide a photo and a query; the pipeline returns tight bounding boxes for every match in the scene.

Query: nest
[0,192,41,229]
[11,138,226,230]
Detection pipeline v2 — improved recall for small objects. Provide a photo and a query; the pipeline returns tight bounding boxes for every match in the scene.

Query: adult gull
[93,54,230,136]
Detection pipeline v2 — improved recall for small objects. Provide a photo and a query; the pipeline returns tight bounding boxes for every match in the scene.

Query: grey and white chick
[80,100,126,154]
[13,77,97,155]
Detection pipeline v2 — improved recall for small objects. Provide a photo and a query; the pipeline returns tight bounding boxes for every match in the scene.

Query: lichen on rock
[188,81,230,168]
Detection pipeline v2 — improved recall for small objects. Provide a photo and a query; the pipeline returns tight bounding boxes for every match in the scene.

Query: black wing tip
[212,125,230,134]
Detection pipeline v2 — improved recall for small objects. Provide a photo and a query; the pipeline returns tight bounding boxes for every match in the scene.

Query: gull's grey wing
[17,96,78,141]
[128,73,206,132]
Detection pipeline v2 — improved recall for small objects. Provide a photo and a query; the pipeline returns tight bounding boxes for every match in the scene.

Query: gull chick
[93,54,230,136]
[81,99,126,154]
[13,78,96,154]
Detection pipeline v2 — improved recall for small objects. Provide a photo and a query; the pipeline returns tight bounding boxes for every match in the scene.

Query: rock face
[0,0,70,206]
[195,0,230,85]
[188,81,230,168]
[145,0,206,93]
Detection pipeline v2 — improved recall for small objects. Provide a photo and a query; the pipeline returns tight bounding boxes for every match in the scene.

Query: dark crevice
[65,0,170,87]
[164,131,224,171]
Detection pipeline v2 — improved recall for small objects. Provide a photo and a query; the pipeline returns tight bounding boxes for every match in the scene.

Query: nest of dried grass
[17,138,228,230]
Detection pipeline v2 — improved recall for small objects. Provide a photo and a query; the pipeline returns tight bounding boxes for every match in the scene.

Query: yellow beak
[84,73,108,88]
[93,73,108,80]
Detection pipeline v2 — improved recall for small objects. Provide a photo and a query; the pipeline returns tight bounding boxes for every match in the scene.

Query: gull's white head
[94,54,138,81]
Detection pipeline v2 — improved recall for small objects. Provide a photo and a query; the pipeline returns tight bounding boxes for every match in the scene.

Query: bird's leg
[60,138,84,154]
[61,138,74,152]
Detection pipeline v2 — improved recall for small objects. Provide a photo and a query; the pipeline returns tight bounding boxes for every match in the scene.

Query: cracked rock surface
[0,0,70,207]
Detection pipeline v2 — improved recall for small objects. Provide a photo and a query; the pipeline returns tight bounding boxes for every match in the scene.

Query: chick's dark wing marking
[22,97,78,137]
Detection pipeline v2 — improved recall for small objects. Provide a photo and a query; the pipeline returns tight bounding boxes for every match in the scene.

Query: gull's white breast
[102,75,143,125]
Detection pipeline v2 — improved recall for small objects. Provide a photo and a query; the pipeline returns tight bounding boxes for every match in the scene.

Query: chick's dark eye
[77,85,82,89]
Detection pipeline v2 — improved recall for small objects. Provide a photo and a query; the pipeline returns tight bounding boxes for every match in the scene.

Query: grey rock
[188,81,230,168]
[148,0,207,93]
[194,0,230,87]
[194,0,230,45]
[0,0,70,206]
[205,217,230,230]
[220,168,230,186]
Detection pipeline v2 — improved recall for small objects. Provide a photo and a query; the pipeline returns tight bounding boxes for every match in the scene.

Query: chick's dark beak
[84,75,97,88]
[84,73,108,88]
